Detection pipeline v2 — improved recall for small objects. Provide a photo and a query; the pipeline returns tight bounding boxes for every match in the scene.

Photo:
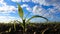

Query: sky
[0,0,60,23]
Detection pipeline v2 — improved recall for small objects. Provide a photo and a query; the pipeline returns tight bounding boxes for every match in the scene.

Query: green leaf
[26,15,48,23]
[17,3,24,19]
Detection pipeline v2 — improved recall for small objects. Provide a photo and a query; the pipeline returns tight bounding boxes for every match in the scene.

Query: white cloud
[32,0,60,6]
[32,5,58,20]
[0,16,16,23]
[21,4,32,12]
[0,0,19,23]
[26,7,32,12]
[0,16,22,23]
[0,0,17,14]
[32,0,50,6]
[32,0,47,5]
[0,0,4,3]
[31,0,60,19]
[11,0,21,2]
[21,4,29,8]
[11,0,31,2]
[32,5,47,16]
[0,5,17,13]
[46,0,60,5]
[22,0,30,2]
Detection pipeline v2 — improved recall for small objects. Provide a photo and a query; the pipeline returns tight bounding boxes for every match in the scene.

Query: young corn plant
[17,3,49,34]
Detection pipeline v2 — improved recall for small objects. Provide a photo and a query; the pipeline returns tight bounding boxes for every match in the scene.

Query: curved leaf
[17,3,24,19]
[26,15,48,23]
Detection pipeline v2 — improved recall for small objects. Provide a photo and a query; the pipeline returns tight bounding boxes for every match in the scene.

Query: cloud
[0,0,17,14]
[31,0,60,18]
[11,0,31,2]
[21,4,32,12]
[46,0,60,5]
[32,0,47,5]
[22,0,31,2]
[0,0,19,22]
[32,5,47,16]
[32,0,60,6]
[0,0,4,3]
[11,0,21,2]
[26,7,32,12]
[0,16,16,23]
[0,5,17,13]
[21,4,29,8]
[0,16,22,23]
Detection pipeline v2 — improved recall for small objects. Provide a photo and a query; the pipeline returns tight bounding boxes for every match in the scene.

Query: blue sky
[0,0,60,23]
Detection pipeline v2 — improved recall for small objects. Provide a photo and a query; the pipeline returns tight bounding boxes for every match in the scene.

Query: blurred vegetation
[0,20,60,34]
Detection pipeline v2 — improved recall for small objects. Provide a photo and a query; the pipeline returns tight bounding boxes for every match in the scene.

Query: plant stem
[23,20,25,34]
